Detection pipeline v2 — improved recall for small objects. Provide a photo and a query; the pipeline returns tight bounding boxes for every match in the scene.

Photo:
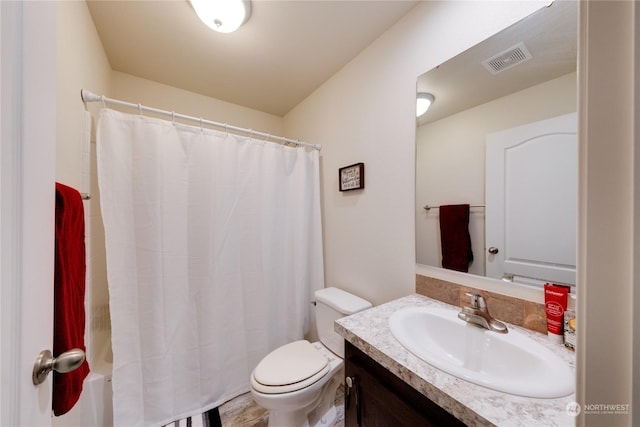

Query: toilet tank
[315,287,372,358]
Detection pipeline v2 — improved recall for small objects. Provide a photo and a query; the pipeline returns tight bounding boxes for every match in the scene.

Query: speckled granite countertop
[335,294,576,427]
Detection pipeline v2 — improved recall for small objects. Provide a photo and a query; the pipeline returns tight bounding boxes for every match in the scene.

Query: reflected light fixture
[189,0,251,33]
[416,92,435,117]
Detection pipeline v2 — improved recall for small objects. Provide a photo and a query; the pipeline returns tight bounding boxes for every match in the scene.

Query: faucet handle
[464,292,482,309]
[465,292,488,310]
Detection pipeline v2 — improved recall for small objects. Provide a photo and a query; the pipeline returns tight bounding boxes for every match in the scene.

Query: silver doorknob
[32,348,85,385]
[488,246,499,255]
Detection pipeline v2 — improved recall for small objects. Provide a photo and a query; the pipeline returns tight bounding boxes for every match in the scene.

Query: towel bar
[423,204,485,211]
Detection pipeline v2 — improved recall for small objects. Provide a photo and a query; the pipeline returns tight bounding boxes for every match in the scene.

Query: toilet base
[264,369,342,427]
[307,403,337,427]
[307,372,341,427]
[266,397,338,427]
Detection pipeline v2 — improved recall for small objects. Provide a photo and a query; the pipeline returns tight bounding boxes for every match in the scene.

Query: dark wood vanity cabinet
[344,341,466,427]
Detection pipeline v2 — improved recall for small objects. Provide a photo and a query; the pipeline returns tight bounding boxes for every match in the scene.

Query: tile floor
[219,386,345,427]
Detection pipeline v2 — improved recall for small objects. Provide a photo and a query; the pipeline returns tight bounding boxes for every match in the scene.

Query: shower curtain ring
[171,111,175,124]
[100,95,106,108]
[200,117,204,131]
[138,103,143,116]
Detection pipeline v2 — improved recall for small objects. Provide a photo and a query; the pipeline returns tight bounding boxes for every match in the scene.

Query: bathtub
[53,359,113,427]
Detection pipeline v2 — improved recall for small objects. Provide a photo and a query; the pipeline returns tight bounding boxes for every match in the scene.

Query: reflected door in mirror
[486,113,577,285]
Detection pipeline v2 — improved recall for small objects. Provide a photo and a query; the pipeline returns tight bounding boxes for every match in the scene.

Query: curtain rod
[80,89,321,151]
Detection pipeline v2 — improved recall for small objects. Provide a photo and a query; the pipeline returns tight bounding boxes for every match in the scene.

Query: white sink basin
[388,305,574,398]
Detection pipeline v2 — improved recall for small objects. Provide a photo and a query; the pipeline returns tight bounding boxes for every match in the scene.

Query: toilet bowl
[251,340,343,427]
[249,287,371,427]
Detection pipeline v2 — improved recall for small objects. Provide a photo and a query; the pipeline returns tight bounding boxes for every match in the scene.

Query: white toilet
[250,287,372,427]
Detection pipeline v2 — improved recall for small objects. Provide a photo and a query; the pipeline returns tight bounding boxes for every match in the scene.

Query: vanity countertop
[335,294,576,427]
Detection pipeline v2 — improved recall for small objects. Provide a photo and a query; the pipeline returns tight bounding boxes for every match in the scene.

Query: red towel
[439,204,474,272]
[53,182,90,416]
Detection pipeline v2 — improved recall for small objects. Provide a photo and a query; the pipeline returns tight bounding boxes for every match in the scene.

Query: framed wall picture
[339,163,365,191]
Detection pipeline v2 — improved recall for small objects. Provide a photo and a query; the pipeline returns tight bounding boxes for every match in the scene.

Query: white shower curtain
[96,108,324,427]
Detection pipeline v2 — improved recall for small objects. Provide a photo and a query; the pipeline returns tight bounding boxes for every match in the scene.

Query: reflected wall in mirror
[415,1,577,286]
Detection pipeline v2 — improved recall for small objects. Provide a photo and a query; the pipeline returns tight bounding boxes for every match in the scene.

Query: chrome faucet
[458,292,508,334]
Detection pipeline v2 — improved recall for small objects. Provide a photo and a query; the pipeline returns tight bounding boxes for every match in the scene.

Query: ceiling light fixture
[189,0,251,34]
[416,92,435,117]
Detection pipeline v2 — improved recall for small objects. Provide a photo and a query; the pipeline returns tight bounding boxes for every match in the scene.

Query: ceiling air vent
[482,42,532,75]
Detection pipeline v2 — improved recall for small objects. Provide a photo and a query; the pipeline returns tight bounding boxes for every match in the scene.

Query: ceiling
[417,0,577,126]
[86,0,418,117]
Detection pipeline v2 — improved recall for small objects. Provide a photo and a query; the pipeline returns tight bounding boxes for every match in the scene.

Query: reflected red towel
[439,204,474,272]
[53,183,90,416]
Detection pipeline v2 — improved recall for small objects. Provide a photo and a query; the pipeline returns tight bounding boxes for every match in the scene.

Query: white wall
[56,0,112,369]
[284,1,548,306]
[416,72,577,273]
[57,0,111,189]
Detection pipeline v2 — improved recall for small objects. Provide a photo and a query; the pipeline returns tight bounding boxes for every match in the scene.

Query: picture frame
[339,163,365,191]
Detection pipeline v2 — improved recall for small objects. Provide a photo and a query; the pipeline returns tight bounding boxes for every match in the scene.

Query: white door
[485,113,577,286]
[1,2,56,426]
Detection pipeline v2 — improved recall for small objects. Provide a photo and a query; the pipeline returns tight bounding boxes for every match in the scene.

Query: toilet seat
[252,340,330,394]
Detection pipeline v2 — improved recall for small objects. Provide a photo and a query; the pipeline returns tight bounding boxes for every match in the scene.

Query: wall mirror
[415,1,578,287]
